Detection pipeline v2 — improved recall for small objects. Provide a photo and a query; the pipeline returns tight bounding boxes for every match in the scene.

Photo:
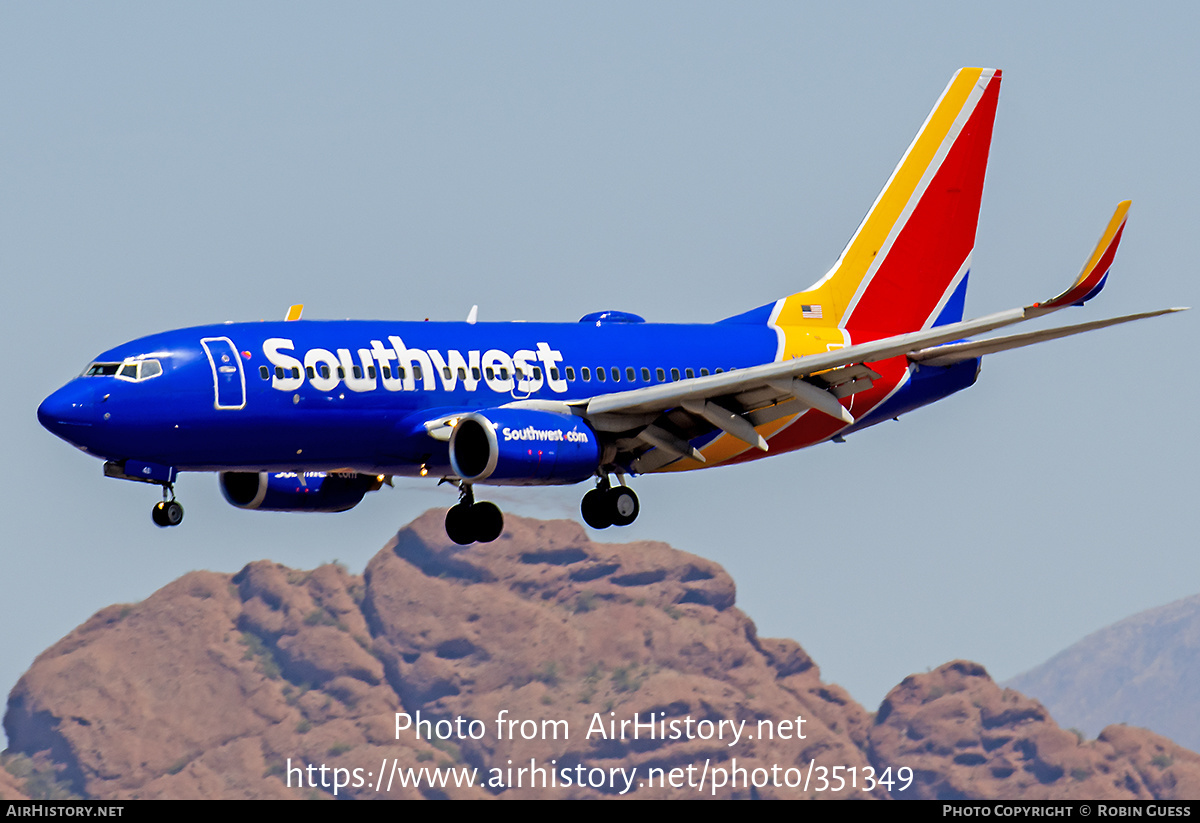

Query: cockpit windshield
[82,359,164,382]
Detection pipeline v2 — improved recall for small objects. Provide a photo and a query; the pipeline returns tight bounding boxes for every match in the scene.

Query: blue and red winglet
[1033,201,1130,311]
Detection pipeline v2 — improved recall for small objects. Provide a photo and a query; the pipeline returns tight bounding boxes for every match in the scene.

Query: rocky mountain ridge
[1007,592,1200,753]
[4,510,1198,800]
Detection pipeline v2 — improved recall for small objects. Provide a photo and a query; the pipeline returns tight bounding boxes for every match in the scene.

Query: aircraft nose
[38,381,97,441]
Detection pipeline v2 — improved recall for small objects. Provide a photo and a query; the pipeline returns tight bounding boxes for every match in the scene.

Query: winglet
[1034,201,1130,311]
[285,304,304,321]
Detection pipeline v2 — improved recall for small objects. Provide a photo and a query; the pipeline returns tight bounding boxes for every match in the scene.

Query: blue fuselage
[39,318,780,476]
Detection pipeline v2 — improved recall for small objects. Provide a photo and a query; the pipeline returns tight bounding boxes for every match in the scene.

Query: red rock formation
[868,661,1200,799]
[5,511,1197,800]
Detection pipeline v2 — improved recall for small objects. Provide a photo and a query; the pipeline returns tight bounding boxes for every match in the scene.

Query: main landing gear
[581,476,639,530]
[151,484,184,528]
[441,476,640,543]
[445,484,504,545]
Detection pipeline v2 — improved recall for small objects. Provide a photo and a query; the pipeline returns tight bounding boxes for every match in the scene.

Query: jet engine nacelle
[220,471,382,512]
[449,409,600,485]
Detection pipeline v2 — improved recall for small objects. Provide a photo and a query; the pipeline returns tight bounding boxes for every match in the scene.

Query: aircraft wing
[575,306,1029,419]
[499,305,1036,469]
[472,201,1180,471]
[519,202,1181,469]
[530,304,1176,471]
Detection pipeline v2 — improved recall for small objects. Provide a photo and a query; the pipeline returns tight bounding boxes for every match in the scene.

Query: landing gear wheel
[608,486,639,527]
[152,500,184,528]
[444,499,505,544]
[472,501,504,543]
[581,488,613,529]
[445,503,475,545]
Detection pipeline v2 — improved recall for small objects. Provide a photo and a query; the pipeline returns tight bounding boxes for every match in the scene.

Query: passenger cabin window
[565,366,575,381]
[611,367,620,382]
[641,367,650,382]
[260,366,270,380]
[671,368,681,381]
[685,368,695,379]
[626,367,636,382]
[581,367,591,381]
[596,368,605,382]
[656,368,666,382]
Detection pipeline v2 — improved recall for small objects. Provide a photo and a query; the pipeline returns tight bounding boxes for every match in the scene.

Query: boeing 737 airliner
[38,68,1183,544]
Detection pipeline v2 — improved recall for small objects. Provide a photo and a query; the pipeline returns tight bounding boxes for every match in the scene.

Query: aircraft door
[201,337,247,410]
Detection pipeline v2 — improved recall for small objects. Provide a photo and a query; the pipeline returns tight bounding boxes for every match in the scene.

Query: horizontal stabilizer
[909,307,1187,367]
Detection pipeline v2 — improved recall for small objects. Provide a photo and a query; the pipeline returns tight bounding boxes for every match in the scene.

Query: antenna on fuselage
[466,305,478,324]
[285,304,304,321]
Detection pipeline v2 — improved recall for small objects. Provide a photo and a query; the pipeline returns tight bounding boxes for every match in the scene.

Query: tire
[608,487,639,527]
[472,501,504,543]
[445,504,475,545]
[581,488,613,529]
[152,502,169,527]
[164,501,184,527]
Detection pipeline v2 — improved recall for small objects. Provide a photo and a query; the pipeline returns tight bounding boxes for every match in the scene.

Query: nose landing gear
[100,461,184,528]
[444,483,504,545]
[581,476,639,530]
[151,485,184,528]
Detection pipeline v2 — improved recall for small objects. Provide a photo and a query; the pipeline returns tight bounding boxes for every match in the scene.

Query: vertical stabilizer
[773,68,1001,342]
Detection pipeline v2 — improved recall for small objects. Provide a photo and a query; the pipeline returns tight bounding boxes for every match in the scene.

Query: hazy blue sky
[4,2,1197,749]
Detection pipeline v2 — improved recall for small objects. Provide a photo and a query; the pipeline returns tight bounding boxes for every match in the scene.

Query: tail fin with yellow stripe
[724,68,1003,351]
